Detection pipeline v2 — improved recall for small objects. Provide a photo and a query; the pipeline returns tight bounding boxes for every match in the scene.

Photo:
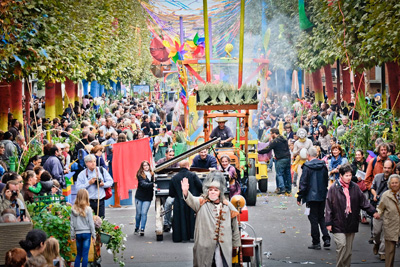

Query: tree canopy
[0,0,152,85]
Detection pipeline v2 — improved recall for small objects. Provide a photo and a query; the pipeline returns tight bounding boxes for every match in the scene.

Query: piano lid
[154,137,221,173]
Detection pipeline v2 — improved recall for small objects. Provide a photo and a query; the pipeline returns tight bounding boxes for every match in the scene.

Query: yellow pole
[238,0,245,89]
[203,0,211,83]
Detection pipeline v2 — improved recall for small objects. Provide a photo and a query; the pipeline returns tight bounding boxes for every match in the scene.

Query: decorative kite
[185,33,205,57]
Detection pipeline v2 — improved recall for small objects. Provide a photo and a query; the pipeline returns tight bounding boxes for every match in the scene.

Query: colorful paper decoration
[185,33,205,57]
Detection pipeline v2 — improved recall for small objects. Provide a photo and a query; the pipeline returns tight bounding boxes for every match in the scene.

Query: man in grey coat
[182,171,241,267]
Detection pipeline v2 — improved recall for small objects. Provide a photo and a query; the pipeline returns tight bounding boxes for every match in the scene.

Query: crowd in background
[1,85,400,266]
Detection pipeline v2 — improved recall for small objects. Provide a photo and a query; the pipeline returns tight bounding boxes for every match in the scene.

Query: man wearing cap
[210,117,234,148]
[182,171,241,266]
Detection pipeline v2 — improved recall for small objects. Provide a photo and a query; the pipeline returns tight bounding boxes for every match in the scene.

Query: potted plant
[94,216,126,266]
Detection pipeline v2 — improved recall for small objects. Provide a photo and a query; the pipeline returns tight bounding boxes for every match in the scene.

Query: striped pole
[238,0,245,88]
[203,0,211,82]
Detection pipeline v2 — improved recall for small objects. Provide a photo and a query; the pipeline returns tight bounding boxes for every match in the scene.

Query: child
[28,170,53,195]
[42,237,65,267]
[70,189,96,267]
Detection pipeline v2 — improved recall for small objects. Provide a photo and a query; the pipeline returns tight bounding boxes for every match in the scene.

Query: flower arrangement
[95,216,127,267]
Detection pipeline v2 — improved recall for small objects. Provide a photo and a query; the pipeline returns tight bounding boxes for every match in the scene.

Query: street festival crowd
[1,87,400,267]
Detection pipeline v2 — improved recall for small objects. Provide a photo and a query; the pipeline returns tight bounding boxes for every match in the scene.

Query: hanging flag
[298,0,313,30]
[112,138,153,200]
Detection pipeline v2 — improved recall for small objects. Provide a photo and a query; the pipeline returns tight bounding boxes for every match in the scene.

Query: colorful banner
[112,138,153,200]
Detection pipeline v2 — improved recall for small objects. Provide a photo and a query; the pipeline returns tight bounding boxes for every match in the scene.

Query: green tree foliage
[0,0,152,84]
[263,0,400,72]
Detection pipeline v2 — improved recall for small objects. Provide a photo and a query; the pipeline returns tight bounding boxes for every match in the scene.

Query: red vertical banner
[64,78,75,108]
[323,65,334,102]
[112,138,153,200]
[311,69,324,103]
[24,81,31,139]
[0,81,11,131]
[386,61,400,117]
[341,64,351,104]
[55,82,63,117]
[10,80,23,129]
[45,81,56,120]
[75,83,80,103]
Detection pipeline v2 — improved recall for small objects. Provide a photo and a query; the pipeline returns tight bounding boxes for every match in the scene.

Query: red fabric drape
[311,69,324,103]
[323,65,334,102]
[112,138,153,200]
[341,64,351,103]
[386,61,400,117]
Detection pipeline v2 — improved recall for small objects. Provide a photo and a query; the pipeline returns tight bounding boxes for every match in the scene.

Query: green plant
[18,141,42,174]
[97,219,126,266]
[27,203,73,261]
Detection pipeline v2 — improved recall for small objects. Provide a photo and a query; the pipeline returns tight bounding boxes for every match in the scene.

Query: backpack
[78,149,89,169]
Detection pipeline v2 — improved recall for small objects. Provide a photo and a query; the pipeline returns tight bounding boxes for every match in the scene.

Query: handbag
[356,180,367,192]
[105,187,113,200]
[97,157,113,200]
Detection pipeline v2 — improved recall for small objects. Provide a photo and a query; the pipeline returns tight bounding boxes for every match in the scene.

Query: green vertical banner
[299,0,313,30]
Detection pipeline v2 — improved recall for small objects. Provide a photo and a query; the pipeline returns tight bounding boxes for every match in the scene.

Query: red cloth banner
[112,138,152,200]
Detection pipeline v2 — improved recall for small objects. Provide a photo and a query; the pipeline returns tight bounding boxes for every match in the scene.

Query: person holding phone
[0,180,29,221]
[70,189,96,267]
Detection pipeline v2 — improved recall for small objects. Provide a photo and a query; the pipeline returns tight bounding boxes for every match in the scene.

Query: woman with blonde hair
[42,237,65,266]
[70,189,96,267]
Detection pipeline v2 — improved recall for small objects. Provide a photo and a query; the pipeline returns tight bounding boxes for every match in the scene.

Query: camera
[11,190,18,197]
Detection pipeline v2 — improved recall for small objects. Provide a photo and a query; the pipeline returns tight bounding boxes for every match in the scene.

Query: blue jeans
[135,198,151,230]
[75,233,91,267]
[275,158,292,193]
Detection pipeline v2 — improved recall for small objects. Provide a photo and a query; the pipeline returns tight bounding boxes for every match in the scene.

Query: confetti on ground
[280,230,286,233]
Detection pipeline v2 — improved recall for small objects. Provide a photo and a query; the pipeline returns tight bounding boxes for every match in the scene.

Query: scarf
[331,155,343,180]
[339,178,352,215]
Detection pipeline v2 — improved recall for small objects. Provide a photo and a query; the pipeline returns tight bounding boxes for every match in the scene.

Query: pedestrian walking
[297,147,331,250]
[134,160,155,236]
[325,164,380,267]
[258,128,292,195]
[376,174,400,267]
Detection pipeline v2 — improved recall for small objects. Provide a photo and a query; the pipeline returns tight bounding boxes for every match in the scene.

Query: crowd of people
[257,90,400,267]
[0,85,400,266]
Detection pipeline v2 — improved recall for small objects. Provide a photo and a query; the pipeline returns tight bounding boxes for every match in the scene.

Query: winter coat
[43,156,65,188]
[184,192,241,267]
[0,140,16,162]
[70,206,96,240]
[135,173,154,202]
[258,135,291,160]
[169,168,203,242]
[377,190,400,242]
[297,159,329,204]
[325,180,376,233]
